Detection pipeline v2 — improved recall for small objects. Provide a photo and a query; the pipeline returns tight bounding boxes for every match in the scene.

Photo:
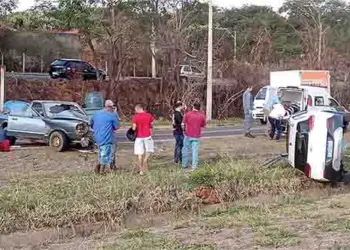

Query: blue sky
[17,0,285,11]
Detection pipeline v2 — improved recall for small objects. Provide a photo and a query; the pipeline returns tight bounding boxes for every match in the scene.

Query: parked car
[179,65,205,83]
[49,59,107,81]
[0,100,92,151]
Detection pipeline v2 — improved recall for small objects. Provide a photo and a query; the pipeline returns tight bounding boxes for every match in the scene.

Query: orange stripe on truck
[301,71,330,91]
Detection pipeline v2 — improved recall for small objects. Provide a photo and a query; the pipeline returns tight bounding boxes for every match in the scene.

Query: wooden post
[22,53,26,73]
[40,55,44,73]
[0,66,5,111]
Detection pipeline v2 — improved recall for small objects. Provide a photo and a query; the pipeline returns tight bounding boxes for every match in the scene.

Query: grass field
[1,134,350,249]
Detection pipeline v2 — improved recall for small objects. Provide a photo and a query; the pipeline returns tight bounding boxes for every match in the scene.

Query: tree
[0,0,17,17]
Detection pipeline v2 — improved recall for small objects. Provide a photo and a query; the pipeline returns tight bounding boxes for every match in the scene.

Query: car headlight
[76,122,89,136]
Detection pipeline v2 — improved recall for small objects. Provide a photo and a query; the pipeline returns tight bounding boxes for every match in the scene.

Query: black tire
[8,136,17,146]
[49,131,68,152]
[260,119,267,125]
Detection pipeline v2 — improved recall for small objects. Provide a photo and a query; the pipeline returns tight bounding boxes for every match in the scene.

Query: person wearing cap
[90,100,119,174]
[268,97,285,141]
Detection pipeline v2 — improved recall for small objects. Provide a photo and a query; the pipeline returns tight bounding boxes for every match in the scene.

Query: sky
[17,0,285,12]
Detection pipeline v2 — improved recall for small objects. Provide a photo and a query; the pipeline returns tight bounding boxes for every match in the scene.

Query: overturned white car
[287,107,346,183]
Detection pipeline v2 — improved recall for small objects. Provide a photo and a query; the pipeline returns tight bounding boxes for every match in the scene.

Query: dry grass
[0,156,311,234]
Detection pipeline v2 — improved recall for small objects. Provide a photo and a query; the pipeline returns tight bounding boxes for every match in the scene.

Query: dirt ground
[0,134,285,186]
[1,133,350,249]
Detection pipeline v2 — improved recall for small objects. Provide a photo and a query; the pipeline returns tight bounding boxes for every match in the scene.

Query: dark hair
[135,103,144,110]
[174,101,183,109]
[193,102,201,110]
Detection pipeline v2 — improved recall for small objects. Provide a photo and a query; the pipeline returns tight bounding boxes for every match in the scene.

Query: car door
[7,104,47,139]
[83,62,96,79]
[191,66,203,78]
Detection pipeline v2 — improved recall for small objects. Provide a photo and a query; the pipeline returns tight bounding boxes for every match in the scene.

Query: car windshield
[51,60,67,66]
[255,87,267,100]
[44,103,86,118]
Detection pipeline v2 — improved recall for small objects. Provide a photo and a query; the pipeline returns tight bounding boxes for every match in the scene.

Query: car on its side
[49,59,107,81]
[0,100,92,151]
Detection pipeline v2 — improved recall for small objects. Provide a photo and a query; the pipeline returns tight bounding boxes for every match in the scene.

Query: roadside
[1,134,350,249]
[119,117,244,130]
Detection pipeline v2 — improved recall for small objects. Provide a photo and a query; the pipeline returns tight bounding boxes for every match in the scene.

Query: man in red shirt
[182,102,206,170]
[132,104,154,175]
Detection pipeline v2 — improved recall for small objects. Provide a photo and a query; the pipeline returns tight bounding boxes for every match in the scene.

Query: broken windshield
[44,103,86,118]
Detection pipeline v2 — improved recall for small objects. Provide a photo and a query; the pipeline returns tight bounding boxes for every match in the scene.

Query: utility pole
[22,53,26,73]
[151,22,156,78]
[0,66,4,111]
[318,22,322,67]
[206,0,213,121]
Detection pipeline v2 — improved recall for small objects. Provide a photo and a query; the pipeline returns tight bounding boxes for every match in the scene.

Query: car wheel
[260,119,267,125]
[8,136,17,146]
[49,131,68,152]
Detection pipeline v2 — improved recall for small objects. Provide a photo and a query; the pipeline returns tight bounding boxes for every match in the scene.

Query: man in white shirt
[268,97,286,141]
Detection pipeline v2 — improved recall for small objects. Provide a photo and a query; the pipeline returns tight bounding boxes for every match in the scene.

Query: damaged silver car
[0,100,92,151]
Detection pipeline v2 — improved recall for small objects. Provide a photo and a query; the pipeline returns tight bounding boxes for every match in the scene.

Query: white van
[252,85,342,124]
[287,107,345,182]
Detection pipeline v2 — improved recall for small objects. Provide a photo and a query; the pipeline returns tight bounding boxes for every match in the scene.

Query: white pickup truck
[252,70,348,127]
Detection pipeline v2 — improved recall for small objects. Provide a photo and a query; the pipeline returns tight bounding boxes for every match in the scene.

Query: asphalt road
[15,126,265,147]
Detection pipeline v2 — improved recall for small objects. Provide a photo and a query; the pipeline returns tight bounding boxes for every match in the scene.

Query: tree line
[2,0,350,86]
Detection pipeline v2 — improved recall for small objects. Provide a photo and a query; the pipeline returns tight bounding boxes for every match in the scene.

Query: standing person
[243,86,255,138]
[182,102,206,171]
[268,97,286,142]
[91,100,119,174]
[132,104,155,175]
[173,101,185,164]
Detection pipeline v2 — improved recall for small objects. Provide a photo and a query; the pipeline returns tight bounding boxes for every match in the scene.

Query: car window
[256,87,267,100]
[32,102,44,116]
[51,60,67,66]
[83,63,93,70]
[183,66,191,72]
[329,98,339,107]
[11,106,38,118]
[315,96,324,106]
[44,103,85,118]
[191,67,201,73]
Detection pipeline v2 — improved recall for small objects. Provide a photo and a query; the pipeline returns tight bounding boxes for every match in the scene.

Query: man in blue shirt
[91,100,119,174]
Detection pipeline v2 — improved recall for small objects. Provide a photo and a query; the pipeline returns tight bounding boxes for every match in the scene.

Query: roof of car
[32,100,78,105]
[55,58,84,62]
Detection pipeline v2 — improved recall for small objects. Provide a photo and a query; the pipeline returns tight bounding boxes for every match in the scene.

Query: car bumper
[252,109,264,120]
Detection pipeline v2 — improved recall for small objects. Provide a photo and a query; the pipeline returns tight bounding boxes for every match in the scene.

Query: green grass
[316,218,350,232]
[104,230,215,250]
[0,158,310,234]
[255,228,300,247]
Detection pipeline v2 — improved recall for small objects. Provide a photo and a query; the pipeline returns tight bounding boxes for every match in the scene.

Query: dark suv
[49,59,106,80]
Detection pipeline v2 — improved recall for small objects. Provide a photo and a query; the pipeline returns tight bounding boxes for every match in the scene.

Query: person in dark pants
[268,98,286,141]
[172,101,185,163]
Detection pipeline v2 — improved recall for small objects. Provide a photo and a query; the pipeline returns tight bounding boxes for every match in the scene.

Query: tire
[49,131,68,152]
[8,136,17,146]
[260,119,267,125]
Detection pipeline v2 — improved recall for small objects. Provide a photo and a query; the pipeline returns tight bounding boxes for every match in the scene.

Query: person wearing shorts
[91,100,119,174]
[132,104,155,175]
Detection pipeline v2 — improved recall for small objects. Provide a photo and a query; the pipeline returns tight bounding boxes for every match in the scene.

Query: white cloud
[16,0,285,12]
